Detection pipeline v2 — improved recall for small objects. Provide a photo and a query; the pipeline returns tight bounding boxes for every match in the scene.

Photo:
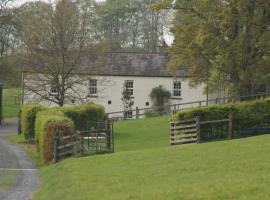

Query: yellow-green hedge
[35,110,74,163]
[173,98,270,140]
[21,104,47,139]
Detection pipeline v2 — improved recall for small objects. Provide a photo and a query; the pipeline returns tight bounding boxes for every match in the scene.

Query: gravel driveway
[0,118,39,200]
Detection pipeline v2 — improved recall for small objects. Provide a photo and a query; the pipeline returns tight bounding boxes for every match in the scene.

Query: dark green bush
[57,104,105,130]
[173,98,270,140]
[21,104,47,139]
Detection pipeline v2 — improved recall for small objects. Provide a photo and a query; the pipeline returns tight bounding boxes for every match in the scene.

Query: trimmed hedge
[33,103,104,163]
[35,110,74,163]
[57,104,105,130]
[173,98,270,140]
[21,104,47,139]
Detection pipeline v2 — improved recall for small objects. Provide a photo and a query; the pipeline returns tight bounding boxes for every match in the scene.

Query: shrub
[150,85,171,115]
[21,104,47,139]
[173,98,270,140]
[35,110,74,163]
[58,104,105,130]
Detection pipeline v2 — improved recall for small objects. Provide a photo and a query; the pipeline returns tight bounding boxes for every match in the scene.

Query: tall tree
[90,0,169,52]
[153,0,270,96]
[19,0,100,106]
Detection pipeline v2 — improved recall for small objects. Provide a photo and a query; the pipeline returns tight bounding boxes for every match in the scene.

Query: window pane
[89,79,97,95]
[173,81,181,97]
[125,80,134,96]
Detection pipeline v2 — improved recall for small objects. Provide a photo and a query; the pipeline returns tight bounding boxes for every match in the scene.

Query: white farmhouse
[22,52,208,116]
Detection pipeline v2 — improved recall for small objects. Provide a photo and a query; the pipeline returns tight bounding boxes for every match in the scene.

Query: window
[125,80,133,96]
[173,81,181,97]
[124,110,133,119]
[50,85,58,96]
[89,79,97,95]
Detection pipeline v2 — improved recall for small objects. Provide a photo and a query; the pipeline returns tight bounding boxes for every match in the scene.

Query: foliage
[34,135,270,200]
[35,110,74,163]
[121,85,134,112]
[57,104,105,130]
[154,0,270,96]
[149,85,171,115]
[16,0,101,106]
[21,104,47,139]
[89,0,170,52]
[33,103,104,162]
[173,98,270,140]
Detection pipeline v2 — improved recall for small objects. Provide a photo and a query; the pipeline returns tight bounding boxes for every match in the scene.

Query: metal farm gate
[53,120,114,163]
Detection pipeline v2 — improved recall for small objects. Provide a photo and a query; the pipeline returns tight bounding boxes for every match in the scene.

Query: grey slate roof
[23,52,188,77]
[80,52,187,77]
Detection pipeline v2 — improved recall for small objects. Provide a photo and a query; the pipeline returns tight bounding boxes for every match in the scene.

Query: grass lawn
[27,115,270,200]
[3,88,21,118]
[114,115,171,152]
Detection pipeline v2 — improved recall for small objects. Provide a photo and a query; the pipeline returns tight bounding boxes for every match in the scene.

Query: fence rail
[170,113,233,146]
[106,92,270,120]
[53,120,114,163]
[53,134,82,163]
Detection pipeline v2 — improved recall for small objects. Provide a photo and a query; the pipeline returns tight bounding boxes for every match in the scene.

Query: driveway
[0,118,39,200]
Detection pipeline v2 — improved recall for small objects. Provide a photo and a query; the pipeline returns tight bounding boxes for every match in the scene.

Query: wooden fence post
[106,119,111,151]
[173,104,177,113]
[228,113,233,139]
[170,121,174,145]
[136,107,139,119]
[53,136,59,163]
[78,131,84,156]
[196,116,201,143]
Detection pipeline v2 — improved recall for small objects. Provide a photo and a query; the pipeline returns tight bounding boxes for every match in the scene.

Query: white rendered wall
[23,74,208,112]
[85,75,206,113]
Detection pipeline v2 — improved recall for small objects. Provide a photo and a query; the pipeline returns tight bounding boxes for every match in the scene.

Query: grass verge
[7,134,43,168]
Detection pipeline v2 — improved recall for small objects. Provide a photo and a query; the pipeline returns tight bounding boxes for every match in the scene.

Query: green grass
[114,115,171,152]
[31,115,270,200]
[0,170,18,193]
[33,135,270,200]
[3,88,21,118]
[7,134,25,143]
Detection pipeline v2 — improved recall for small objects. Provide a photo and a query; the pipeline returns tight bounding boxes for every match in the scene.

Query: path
[0,118,39,200]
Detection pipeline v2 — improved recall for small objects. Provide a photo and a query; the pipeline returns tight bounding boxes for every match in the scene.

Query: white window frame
[173,81,181,97]
[89,79,98,95]
[124,110,133,119]
[50,85,58,96]
[125,80,134,96]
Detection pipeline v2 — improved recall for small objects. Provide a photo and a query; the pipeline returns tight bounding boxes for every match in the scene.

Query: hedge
[21,104,47,139]
[57,104,105,130]
[173,98,270,140]
[35,110,74,163]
